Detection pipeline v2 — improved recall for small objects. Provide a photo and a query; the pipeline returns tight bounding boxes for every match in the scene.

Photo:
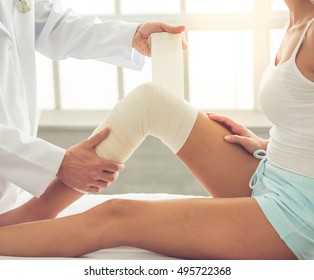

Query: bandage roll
[151,32,185,99]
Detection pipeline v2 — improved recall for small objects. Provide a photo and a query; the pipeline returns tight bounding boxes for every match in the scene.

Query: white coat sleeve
[34,0,144,70]
[0,125,66,197]
[0,17,66,197]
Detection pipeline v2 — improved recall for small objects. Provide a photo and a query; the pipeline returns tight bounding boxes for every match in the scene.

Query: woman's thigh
[118,198,296,260]
[177,112,260,197]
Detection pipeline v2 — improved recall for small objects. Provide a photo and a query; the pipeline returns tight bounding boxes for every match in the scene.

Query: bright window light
[60,0,115,14]
[58,59,118,110]
[123,59,152,96]
[189,30,254,110]
[270,29,286,64]
[186,0,253,13]
[120,0,180,14]
[271,0,289,11]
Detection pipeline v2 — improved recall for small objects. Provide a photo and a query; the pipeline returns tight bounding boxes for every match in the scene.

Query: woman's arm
[0,179,83,227]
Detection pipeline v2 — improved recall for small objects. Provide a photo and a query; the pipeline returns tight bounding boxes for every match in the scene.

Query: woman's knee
[89,198,142,221]
[121,82,154,115]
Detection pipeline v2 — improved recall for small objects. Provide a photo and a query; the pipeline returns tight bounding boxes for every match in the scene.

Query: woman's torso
[259,17,314,178]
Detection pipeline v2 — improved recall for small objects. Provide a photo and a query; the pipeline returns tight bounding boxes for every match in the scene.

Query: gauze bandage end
[93,82,198,164]
[151,33,184,99]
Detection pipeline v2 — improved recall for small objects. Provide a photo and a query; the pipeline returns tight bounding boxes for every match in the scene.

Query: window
[58,59,118,110]
[271,0,289,11]
[37,0,289,123]
[186,0,253,13]
[59,0,115,15]
[189,30,253,110]
[120,0,180,14]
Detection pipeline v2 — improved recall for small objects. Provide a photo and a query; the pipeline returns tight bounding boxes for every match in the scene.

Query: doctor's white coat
[0,0,144,213]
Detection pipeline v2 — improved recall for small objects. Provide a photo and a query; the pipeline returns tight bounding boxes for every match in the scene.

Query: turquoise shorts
[250,151,314,260]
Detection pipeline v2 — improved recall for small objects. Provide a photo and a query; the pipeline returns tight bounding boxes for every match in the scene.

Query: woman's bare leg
[177,112,260,197]
[106,198,296,260]
[0,199,121,257]
[0,197,296,259]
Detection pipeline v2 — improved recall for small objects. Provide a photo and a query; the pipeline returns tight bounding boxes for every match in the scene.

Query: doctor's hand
[132,22,187,56]
[56,128,123,194]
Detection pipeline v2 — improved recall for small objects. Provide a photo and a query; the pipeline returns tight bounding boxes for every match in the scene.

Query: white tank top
[259,17,314,178]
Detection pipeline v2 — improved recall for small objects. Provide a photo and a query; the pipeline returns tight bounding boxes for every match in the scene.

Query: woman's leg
[0,197,296,259]
[0,200,121,257]
[93,82,259,197]
[177,113,260,197]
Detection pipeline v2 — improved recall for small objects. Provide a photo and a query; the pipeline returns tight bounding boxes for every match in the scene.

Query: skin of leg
[0,198,296,259]
[0,179,83,227]
[107,198,297,260]
[0,199,122,257]
[177,112,261,198]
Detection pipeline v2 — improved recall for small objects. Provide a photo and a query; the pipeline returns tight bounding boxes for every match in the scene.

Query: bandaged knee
[92,82,199,163]
[92,33,199,163]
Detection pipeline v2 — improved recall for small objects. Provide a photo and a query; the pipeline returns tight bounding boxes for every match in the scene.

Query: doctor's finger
[84,180,110,192]
[99,160,124,173]
[93,179,113,190]
[158,23,187,48]
[159,22,185,34]
[85,127,110,148]
[97,170,119,184]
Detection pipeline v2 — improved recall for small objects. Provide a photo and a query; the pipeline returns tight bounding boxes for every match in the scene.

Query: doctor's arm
[35,0,185,67]
[0,124,66,197]
[35,0,143,69]
[0,127,119,227]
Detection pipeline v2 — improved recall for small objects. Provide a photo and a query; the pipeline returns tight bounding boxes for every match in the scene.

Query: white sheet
[0,193,204,260]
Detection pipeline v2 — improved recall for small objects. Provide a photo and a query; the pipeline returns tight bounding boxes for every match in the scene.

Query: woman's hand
[208,113,269,155]
[132,22,187,57]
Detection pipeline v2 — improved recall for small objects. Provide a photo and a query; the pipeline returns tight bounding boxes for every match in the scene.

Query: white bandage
[93,83,198,163]
[151,32,185,99]
[92,33,199,163]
